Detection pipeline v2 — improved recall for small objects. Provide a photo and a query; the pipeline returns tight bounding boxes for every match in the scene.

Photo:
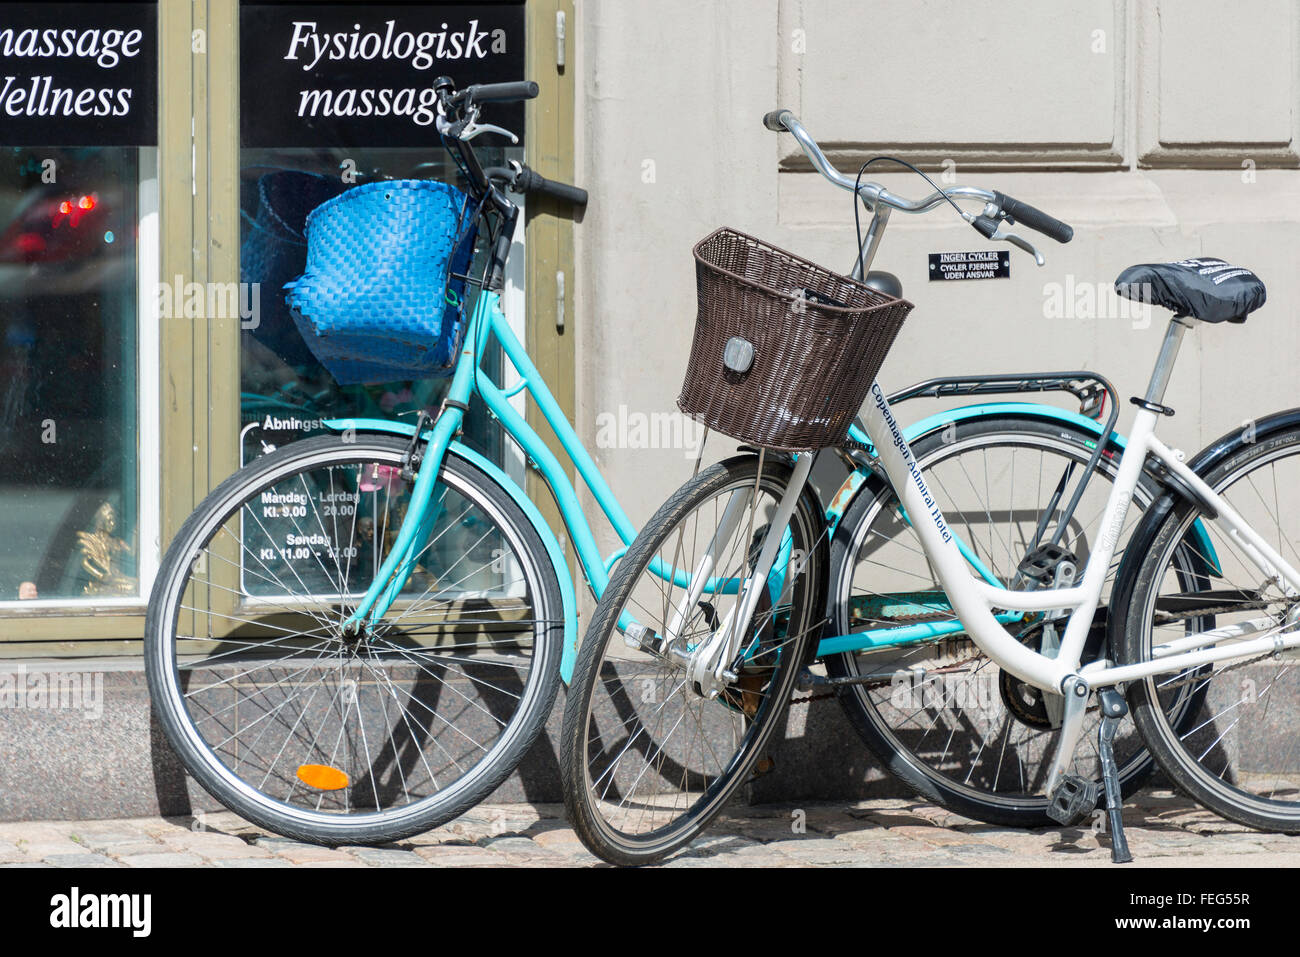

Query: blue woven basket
[285,179,479,385]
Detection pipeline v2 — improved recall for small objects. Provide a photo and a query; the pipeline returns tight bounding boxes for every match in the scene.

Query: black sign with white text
[928,250,1011,281]
[240,3,527,149]
[0,2,157,146]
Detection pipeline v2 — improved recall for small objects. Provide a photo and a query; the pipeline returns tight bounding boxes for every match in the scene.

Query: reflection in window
[0,147,145,600]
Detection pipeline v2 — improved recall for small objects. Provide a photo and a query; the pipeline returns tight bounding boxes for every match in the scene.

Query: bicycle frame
[867,383,1300,672]
[323,289,797,681]
[817,406,1221,656]
[864,318,1300,691]
[733,314,1300,790]
[320,285,1163,686]
[328,289,640,673]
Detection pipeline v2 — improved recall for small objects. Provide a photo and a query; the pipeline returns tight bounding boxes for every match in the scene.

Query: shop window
[0,2,158,604]
[235,1,528,601]
[238,2,527,469]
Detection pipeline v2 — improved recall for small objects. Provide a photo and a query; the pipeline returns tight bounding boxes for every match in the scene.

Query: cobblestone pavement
[1,790,1297,867]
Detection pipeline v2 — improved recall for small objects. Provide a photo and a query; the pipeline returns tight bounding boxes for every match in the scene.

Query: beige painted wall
[571,0,1300,606]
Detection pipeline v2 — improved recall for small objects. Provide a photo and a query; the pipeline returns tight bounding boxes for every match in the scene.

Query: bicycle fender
[323,417,580,682]
[1183,407,1300,476]
[826,401,1220,575]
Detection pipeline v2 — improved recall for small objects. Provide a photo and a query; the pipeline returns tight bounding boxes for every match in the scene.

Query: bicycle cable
[852,156,968,277]
[440,126,498,415]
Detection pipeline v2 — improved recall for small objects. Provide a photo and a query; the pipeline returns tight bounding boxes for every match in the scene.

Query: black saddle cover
[1114,258,1266,324]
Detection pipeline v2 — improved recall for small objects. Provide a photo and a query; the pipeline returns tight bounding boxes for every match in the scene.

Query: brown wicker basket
[678,227,914,451]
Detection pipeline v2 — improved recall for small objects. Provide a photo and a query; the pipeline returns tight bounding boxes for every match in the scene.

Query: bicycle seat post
[1136,314,1193,414]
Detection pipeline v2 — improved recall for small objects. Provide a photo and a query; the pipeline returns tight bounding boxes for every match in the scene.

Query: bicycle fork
[341,354,478,636]
[341,406,463,636]
[673,453,815,700]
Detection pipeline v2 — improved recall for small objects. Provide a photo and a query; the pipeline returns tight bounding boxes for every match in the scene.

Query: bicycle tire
[1117,423,1300,832]
[146,433,563,845]
[560,454,827,865]
[825,415,1205,826]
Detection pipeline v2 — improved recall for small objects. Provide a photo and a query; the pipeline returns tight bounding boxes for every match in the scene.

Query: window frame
[0,0,577,652]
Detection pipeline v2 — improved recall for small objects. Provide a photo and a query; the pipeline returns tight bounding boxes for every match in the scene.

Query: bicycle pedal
[1016,542,1077,587]
[1046,774,1099,826]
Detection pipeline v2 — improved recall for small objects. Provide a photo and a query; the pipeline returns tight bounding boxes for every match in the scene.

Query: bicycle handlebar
[436,78,586,210]
[764,108,1073,255]
[763,108,996,211]
[461,80,539,104]
[431,76,588,289]
[514,166,588,207]
[992,190,1073,244]
[484,163,589,208]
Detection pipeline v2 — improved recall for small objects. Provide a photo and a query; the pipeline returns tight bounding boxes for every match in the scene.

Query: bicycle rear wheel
[560,454,827,865]
[825,416,1205,826]
[145,434,563,845]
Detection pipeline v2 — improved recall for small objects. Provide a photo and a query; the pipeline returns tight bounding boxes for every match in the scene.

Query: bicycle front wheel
[560,454,827,865]
[145,434,563,845]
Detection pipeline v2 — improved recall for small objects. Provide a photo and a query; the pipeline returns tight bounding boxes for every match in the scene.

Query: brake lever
[993,226,1044,266]
[966,211,1045,266]
[461,116,519,144]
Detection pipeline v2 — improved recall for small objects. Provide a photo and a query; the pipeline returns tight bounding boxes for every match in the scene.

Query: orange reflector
[296,764,349,791]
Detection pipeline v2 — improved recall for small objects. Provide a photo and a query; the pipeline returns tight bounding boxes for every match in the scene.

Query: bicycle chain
[1154,650,1278,693]
[1151,600,1273,626]
[787,650,988,706]
[1143,601,1290,692]
[788,690,838,705]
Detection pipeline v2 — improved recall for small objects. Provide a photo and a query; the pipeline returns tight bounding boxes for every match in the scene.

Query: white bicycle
[560,108,1297,866]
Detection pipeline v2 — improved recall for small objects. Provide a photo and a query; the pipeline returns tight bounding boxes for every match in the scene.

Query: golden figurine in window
[76,502,136,595]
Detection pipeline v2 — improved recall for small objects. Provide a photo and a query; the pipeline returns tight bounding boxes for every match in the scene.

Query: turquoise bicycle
[145,77,600,845]
[145,80,1193,846]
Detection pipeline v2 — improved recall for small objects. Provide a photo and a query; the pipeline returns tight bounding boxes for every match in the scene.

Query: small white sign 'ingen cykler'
[928,250,1011,281]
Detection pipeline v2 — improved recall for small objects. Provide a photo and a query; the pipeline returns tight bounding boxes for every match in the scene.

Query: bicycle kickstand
[1096,688,1134,864]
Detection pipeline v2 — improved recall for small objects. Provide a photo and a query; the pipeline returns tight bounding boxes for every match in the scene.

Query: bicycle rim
[146,436,562,843]
[827,420,1199,822]
[563,456,824,863]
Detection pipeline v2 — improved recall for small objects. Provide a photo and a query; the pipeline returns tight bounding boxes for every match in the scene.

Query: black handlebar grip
[762,110,791,132]
[466,80,540,103]
[516,167,588,208]
[993,191,1073,244]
